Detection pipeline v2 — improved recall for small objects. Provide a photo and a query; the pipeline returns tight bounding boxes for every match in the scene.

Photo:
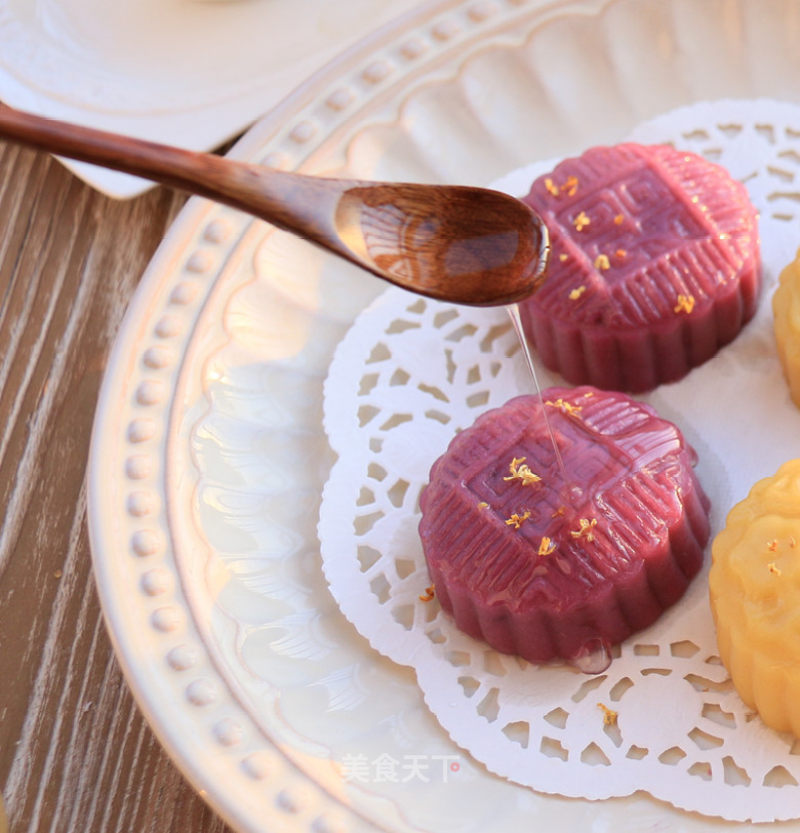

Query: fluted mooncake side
[419,387,711,666]
[710,461,800,737]
[773,248,800,408]
[519,143,761,392]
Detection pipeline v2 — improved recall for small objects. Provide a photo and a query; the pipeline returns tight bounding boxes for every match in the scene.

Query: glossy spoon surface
[0,103,549,306]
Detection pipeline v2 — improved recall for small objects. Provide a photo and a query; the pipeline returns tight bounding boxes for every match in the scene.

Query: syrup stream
[507,303,568,481]
[507,305,609,675]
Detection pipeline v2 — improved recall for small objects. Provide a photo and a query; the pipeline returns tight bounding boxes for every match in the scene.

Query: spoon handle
[0,103,550,306]
[0,102,344,250]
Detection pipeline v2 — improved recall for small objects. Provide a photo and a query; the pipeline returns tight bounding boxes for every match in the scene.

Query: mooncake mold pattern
[319,100,800,822]
[518,143,761,392]
[419,388,710,666]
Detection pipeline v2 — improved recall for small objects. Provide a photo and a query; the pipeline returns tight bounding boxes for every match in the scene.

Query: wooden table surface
[0,140,233,833]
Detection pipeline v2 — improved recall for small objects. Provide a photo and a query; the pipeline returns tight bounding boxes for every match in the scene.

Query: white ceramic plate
[0,0,421,197]
[87,1,800,831]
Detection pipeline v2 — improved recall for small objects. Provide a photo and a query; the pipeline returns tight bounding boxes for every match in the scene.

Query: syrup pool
[571,637,613,675]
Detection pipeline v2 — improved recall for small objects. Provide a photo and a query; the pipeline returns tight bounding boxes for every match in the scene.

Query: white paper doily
[319,99,800,823]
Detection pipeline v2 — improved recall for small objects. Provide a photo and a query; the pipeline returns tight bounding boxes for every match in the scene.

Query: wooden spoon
[0,103,549,307]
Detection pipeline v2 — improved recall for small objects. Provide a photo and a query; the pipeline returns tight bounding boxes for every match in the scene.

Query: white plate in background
[0,0,422,196]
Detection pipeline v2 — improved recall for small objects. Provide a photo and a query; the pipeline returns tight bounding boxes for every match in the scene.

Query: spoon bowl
[0,103,549,306]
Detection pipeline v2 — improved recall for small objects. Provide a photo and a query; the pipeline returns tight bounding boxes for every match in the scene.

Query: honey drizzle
[507,303,568,481]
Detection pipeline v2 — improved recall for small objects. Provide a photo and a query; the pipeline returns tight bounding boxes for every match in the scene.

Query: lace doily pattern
[319,100,800,822]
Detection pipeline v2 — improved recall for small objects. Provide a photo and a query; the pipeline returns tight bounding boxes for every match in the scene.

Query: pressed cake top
[419,387,702,610]
[521,143,759,330]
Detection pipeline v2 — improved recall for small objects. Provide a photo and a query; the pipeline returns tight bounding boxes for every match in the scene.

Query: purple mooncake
[418,386,710,667]
[518,143,760,392]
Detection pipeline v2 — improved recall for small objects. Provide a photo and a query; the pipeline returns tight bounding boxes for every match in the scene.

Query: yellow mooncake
[709,460,800,736]
[773,248,800,408]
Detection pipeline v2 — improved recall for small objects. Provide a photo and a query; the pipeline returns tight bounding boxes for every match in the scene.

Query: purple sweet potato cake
[518,143,760,392]
[418,387,710,666]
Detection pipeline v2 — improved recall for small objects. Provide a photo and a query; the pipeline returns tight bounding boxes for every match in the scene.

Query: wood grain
[0,141,233,833]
